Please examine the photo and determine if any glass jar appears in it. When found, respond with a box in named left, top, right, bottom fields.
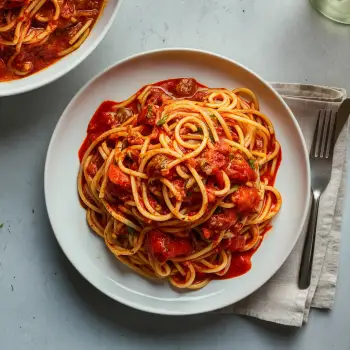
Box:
left=310, top=0, right=350, bottom=24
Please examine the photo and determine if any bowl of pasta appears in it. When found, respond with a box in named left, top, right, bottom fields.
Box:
left=45, top=48, right=310, bottom=315
left=0, top=0, right=123, bottom=96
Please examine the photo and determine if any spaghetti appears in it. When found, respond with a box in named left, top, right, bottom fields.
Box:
left=0, top=0, right=104, bottom=81
left=78, top=78, right=282, bottom=289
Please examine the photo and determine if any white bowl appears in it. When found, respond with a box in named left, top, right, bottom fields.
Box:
left=45, top=48, right=310, bottom=315
left=0, top=0, right=123, bottom=97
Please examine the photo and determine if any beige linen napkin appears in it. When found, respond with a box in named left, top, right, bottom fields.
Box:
left=220, top=83, right=348, bottom=327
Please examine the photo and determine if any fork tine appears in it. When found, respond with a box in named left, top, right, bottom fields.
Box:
left=311, top=110, right=321, bottom=157
left=326, top=111, right=337, bottom=158
left=316, top=110, right=326, bottom=157
left=323, top=110, right=334, bottom=158
left=320, top=110, right=331, bottom=158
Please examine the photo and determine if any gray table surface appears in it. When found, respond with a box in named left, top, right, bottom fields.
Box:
left=1, top=0, right=350, bottom=349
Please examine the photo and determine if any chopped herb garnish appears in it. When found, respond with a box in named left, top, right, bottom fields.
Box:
left=248, top=159, right=255, bottom=169
left=214, top=207, right=223, bottom=214
left=207, top=127, right=215, bottom=143
left=195, top=126, right=203, bottom=134
left=156, top=114, right=169, bottom=126
left=229, top=153, right=234, bottom=161
left=127, top=226, right=136, bottom=235
left=160, top=157, right=168, bottom=169
left=146, top=105, right=153, bottom=118
left=209, top=114, right=217, bottom=120
left=0, top=223, right=3, bottom=228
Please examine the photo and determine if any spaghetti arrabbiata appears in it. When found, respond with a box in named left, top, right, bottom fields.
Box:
left=78, top=78, right=282, bottom=290
left=0, top=0, right=104, bottom=81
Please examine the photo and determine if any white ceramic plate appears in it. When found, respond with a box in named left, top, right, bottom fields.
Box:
left=45, top=49, right=310, bottom=315
left=0, top=0, right=123, bottom=97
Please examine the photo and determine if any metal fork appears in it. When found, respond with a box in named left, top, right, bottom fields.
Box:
left=298, top=109, right=337, bottom=290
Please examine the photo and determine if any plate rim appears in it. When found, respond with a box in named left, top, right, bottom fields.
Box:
left=44, top=48, right=311, bottom=315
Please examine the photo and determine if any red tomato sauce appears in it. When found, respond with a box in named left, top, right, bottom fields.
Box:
left=261, top=148, right=282, bottom=186
left=79, top=100, right=117, bottom=160
left=221, top=253, right=253, bottom=279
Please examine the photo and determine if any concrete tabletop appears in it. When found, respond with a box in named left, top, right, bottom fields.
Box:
left=1, top=0, right=350, bottom=349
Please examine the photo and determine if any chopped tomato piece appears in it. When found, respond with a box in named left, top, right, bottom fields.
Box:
left=225, top=153, right=257, bottom=183
left=106, top=183, right=131, bottom=201
left=108, top=164, right=131, bottom=190
left=214, top=141, right=232, bottom=156
left=198, top=149, right=229, bottom=176
left=221, top=235, right=246, bottom=252
left=147, top=230, right=193, bottom=263
left=198, top=141, right=234, bottom=176
left=138, top=104, right=158, bottom=126
left=204, top=208, right=238, bottom=231
left=146, top=154, right=171, bottom=177
left=232, top=186, right=260, bottom=214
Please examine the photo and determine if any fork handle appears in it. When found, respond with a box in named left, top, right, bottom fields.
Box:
left=298, top=190, right=321, bottom=290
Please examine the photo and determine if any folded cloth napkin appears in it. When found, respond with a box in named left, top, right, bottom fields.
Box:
left=220, top=83, right=349, bottom=327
